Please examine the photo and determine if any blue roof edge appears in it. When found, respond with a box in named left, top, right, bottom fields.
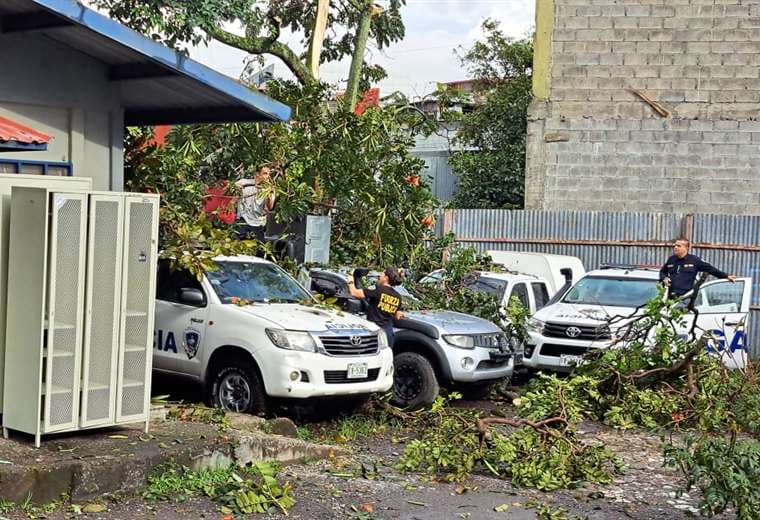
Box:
left=31, top=0, right=292, bottom=122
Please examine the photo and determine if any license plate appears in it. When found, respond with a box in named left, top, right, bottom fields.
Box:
left=347, top=363, right=369, bottom=379
left=559, top=354, right=582, bottom=367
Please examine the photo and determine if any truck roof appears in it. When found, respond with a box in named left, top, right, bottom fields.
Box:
left=477, top=270, right=545, bottom=283
left=584, top=268, right=660, bottom=280
left=212, top=255, right=272, bottom=264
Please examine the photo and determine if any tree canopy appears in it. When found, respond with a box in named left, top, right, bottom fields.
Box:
left=444, top=20, right=533, bottom=209
left=95, top=0, right=406, bottom=87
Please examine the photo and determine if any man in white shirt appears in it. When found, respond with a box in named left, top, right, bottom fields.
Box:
left=235, top=167, right=276, bottom=242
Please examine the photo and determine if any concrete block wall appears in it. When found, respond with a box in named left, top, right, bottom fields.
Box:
left=526, top=0, right=760, bottom=215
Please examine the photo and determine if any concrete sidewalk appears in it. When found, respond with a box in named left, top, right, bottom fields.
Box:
left=0, top=412, right=343, bottom=505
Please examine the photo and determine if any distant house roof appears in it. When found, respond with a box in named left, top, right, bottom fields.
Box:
left=0, top=116, right=51, bottom=151
left=0, top=0, right=292, bottom=125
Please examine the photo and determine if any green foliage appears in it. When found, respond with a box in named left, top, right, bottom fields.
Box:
left=396, top=394, right=621, bottom=489
left=443, top=19, right=533, bottom=209
left=664, top=436, right=760, bottom=520
left=485, top=427, right=620, bottom=491
left=396, top=395, right=483, bottom=482
left=124, top=81, right=437, bottom=273
left=516, top=374, right=601, bottom=425
left=144, top=462, right=295, bottom=515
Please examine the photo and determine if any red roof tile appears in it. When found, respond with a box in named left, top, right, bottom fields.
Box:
left=0, top=117, right=51, bottom=145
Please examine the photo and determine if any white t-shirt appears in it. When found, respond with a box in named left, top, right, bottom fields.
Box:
left=237, top=179, right=267, bottom=227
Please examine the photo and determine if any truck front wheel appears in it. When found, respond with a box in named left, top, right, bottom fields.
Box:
left=210, top=362, right=266, bottom=415
left=391, top=352, right=439, bottom=410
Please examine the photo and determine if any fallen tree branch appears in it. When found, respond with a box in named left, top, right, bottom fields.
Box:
left=476, top=416, right=567, bottom=444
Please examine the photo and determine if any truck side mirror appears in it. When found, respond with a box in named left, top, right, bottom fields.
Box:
left=179, top=287, right=206, bottom=306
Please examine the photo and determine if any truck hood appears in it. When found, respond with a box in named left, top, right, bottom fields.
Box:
left=534, top=302, right=637, bottom=326
left=405, top=310, right=502, bottom=334
left=234, top=303, right=378, bottom=334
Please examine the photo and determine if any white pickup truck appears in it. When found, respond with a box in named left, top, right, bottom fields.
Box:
left=524, top=266, right=752, bottom=372
left=152, top=256, right=394, bottom=413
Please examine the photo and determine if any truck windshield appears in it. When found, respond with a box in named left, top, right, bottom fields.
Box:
left=207, top=262, right=312, bottom=304
left=562, top=277, right=659, bottom=307
left=465, top=276, right=508, bottom=300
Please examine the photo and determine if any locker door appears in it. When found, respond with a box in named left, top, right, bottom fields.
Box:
left=43, top=193, right=88, bottom=433
left=81, top=195, right=124, bottom=427
left=116, top=196, right=159, bottom=423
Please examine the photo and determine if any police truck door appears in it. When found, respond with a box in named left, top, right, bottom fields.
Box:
left=154, top=261, right=209, bottom=376
left=689, top=278, right=752, bottom=369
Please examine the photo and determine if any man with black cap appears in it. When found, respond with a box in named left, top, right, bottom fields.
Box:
left=347, top=267, right=404, bottom=346
left=660, top=238, right=736, bottom=297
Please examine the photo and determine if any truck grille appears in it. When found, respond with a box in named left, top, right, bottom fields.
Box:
left=543, top=322, right=611, bottom=341
left=324, top=368, right=380, bottom=384
left=539, top=344, right=593, bottom=357
left=319, top=334, right=379, bottom=356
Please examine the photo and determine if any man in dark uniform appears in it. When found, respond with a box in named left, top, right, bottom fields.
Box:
left=347, top=267, right=404, bottom=346
left=659, top=238, right=736, bottom=297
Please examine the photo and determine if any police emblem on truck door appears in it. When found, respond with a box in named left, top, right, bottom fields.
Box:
left=183, top=328, right=202, bottom=359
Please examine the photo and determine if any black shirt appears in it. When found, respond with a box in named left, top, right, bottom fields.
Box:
left=364, top=285, right=402, bottom=328
left=659, top=254, right=729, bottom=296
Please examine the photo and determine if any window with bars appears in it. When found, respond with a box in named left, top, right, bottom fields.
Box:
left=0, top=160, right=72, bottom=176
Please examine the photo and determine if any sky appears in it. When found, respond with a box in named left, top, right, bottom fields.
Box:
left=190, top=0, right=536, bottom=100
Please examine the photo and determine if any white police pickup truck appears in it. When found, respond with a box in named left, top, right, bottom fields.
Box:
left=524, top=266, right=752, bottom=372
left=153, top=256, right=394, bottom=414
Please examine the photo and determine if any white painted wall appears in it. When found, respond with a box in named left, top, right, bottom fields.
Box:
left=0, top=32, right=124, bottom=190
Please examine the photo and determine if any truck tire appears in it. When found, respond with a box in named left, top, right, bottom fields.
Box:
left=210, top=361, right=267, bottom=415
left=391, top=352, right=439, bottom=410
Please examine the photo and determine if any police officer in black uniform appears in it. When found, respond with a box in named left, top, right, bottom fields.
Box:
left=347, top=267, right=404, bottom=346
left=659, top=238, right=736, bottom=297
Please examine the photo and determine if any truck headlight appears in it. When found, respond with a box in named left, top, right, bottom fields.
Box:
left=526, top=318, right=545, bottom=333
left=377, top=330, right=389, bottom=350
left=443, top=335, right=475, bottom=349
left=265, top=329, right=317, bottom=352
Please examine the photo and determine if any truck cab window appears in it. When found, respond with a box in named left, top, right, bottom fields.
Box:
left=509, top=283, right=530, bottom=309
left=156, top=260, right=204, bottom=303
left=531, top=282, right=550, bottom=310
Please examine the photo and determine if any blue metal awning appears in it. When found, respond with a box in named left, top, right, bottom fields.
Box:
left=0, top=0, right=292, bottom=125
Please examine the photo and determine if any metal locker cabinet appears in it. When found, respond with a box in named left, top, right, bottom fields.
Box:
left=115, top=195, right=159, bottom=427
left=80, top=194, right=124, bottom=428
left=2, top=188, right=88, bottom=446
left=0, top=174, right=90, bottom=414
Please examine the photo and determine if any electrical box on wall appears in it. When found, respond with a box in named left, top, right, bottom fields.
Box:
left=1, top=187, right=159, bottom=446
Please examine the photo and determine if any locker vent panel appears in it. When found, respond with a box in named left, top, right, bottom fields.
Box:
left=84, top=200, right=120, bottom=424
left=119, top=202, right=153, bottom=419
left=46, top=198, right=83, bottom=429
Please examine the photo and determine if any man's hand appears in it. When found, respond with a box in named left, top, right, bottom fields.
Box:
left=663, top=277, right=671, bottom=287
left=395, top=310, right=405, bottom=320
left=728, top=275, right=737, bottom=282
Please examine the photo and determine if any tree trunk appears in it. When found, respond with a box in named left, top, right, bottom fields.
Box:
left=307, top=0, right=330, bottom=80
left=345, top=1, right=380, bottom=111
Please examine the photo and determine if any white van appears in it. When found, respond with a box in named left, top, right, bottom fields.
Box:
left=523, top=266, right=752, bottom=372
left=487, top=251, right=586, bottom=296
left=153, top=256, right=394, bottom=414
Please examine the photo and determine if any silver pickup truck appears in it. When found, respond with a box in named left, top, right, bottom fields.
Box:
left=303, top=268, right=515, bottom=408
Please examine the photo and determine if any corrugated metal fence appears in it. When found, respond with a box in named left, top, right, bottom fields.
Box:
left=436, top=210, right=760, bottom=358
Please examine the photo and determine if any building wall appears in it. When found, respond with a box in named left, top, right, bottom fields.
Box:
left=526, top=0, right=760, bottom=215
left=0, top=33, right=124, bottom=190
left=410, top=123, right=461, bottom=201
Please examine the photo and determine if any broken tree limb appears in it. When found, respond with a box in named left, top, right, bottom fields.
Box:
left=627, top=88, right=671, bottom=118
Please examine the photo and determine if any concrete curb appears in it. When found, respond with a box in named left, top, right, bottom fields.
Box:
left=0, top=420, right=345, bottom=505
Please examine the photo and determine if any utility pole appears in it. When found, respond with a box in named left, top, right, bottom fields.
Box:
left=345, top=1, right=383, bottom=111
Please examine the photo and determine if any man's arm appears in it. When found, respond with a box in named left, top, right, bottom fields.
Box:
left=696, top=258, right=735, bottom=281
left=348, top=280, right=376, bottom=299
left=659, top=257, right=670, bottom=283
